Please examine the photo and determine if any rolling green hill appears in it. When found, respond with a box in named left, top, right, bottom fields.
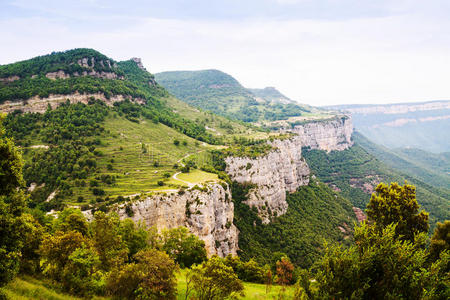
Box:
left=155, top=69, right=311, bottom=123
left=303, top=140, right=450, bottom=227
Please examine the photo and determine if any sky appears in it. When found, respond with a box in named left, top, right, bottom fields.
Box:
left=1, top=0, right=450, bottom=106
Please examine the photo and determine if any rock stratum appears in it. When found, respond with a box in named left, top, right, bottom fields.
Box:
left=114, top=183, right=238, bottom=257
left=225, top=117, right=353, bottom=223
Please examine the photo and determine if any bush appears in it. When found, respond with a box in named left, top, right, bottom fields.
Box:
left=106, top=249, right=178, bottom=299
left=157, top=180, right=164, bottom=186
left=173, top=139, right=180, bottom=146
left=92, top=188, right=105, bottom=196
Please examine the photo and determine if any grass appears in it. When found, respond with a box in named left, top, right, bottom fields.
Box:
left=176, top=269, right=295, bottom=300
left=1, top=276, right=105, bottom=300
left=175, top=169, right=218, bottom=185
left=65, top=113, right=218, bottom=204
left=4, top=273, right=295, bottom=300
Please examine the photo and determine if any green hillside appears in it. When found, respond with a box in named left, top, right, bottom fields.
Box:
left=248, top=87, right=292, bottom=103
left=303, top=142, right=450, bottom=227
left=232, top=180, right=355, bottom=269
left=155, top=69, right=311, bottom=123
left=354, top=132, right=450, bottom=188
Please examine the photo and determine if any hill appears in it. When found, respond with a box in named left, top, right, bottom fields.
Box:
left=303, top=137, right=450, bottom=227
left=328, top=100, right=450, bottom=153
left=155, top=69, right=314, bottom=123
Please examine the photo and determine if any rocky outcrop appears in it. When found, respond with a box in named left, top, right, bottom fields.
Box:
left=290, top=117, right=353, bottom=152
left=131, top=57, right=146, bottom=71
left=114, top=183, right=238, bottom=257
left=45, top=70, right=122, bottom=80
left=0, top=92, right=145, bottom=114
left=225, top=137, right=310, bottom=223
left=0, top=75, right=20, bottom=82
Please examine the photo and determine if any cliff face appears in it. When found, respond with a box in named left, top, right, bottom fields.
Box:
left=114, top=183, right=238, bottom=257
left=225, top=117, right=353, bottom=223
left=225, top=137, right=310, bottom=223
left=290, top=117, right=353, bottom=152
left=0, top=92, right=145, bottom=114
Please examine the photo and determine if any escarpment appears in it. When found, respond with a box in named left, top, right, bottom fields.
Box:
left=114, top=183, right=238, bottom=257
left=0, top=93, right=145, bottom=114
left=225, top=117, right=354, bottom=223
left=290, top=117, right=353, bottom=152
left=225, top=137, right=310, bottom=224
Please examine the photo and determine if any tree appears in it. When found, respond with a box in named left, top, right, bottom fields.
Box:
left=276, top=257, right=294, bottom=286
left=430, top=221, right=450, bottom=262
left=53, top=208, right=89, bottom=236
left=366, top=182, right=429, bottom=241
left=0, top=114, right=27, bottom=286
left=19, top=213, right=45, bottom=274
left=90, top=211, right=128, bottom=270
left=161, top=227, right=207, bottom=268
left=189, top=256, right=244, bottom=300
left=39, top=230, right=88, bottom=279
left=118, top=218, right=149, bottom=259
left=297, top=223, right=436, bottom=300
left=106, top=249, right=178, bottom=300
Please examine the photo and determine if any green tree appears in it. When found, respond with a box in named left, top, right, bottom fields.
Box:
left=0, top=114, right=27, bottom=286
left=161, top=227, right=207, bottom=268
left=39, top=230, right=88, bottom=280
left=53, top=208, right=89, bottom=236
left=366, top=182, right=429, bottom=241
left=106, top=249, right=178, bottom=300
left=430, top=221, right=450, bottom=262
left=118, top=218, right=149, bottom=259
left=19, top=213, right=45, bottom=274
left=297, top=223, right=435, bottom=300
left=189, top=256, right=244, bottom=300
left=90, top=211, right=128, bottom=270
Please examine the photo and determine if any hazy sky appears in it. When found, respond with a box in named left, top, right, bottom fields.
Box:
left=1, top=0, right=450, bottom=106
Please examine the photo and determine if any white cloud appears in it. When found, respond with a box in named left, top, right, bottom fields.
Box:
left=1, top=9, right=450, bottom=106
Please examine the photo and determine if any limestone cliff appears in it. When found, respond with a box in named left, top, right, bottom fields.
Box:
left=225, top=117, right=353, bottom=223
left=225, top=137, right=310, bottom=223
left=0, top=92, right=145, bottom=114
left=290, top=116, right=353, bottom=152
left=113, top=183, right=238, bottom=257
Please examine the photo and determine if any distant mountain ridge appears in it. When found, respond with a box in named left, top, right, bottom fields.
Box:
left=328, top=100, right=450, bottom=153
left=155, top=69, right=311, bottom=123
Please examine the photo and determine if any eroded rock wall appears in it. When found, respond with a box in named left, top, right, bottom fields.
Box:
left=0, top=92, right=145, bottom=114
left=290, top=117, right=353, bottom=151
left=114, top=183, right=238, bottom=257
left=225, top=137, right=310, bottom=223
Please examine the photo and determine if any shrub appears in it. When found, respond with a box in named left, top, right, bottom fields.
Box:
left=157, top=180, right=164, bottom=186
left=173, top=139, right=180, bottom=146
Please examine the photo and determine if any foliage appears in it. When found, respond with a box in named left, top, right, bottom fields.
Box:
left=155, top=70, right=309, bottom=123
left=223, top=255, right=265, bottom=283
left=303, top=145, right=449, bottom=226
left=106, top=249, right=178, bottom=300
left=298, top=223, right=440, bottom=300
left=366, top=182, right=429, bottom=241
left=430, top=221, right=450, bottom=262
left=276, top=257, right=295, bottom=286
left=118, top=219, right=149, bottom=259
left=0, top=115, right=27, bottom=286
left=161, top=227, right=207, bottom=268
left=19, top=213, right=45, bottom=275
left=231, top=180, right=355, bottom=268
left=188, top=256, right=244, bottom=300
left=89, top=211, right=127, bottom=271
